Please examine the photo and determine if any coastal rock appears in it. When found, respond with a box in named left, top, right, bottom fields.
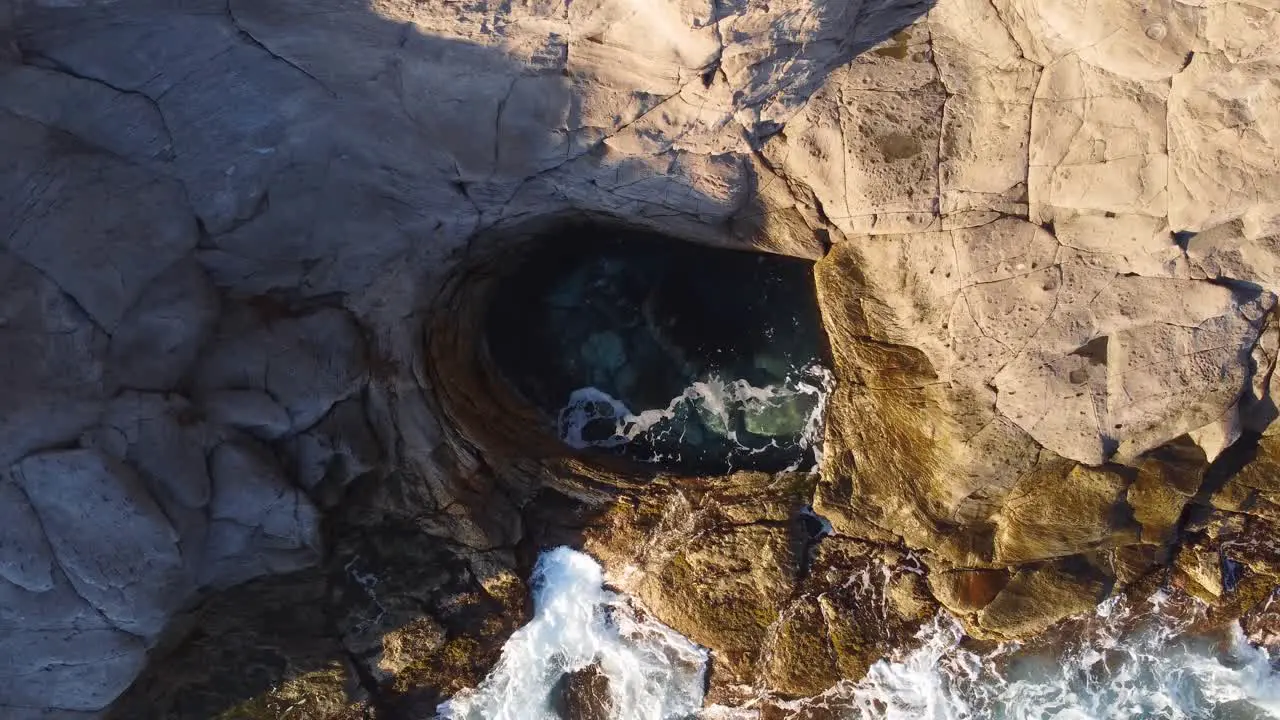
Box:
left=977, top=561, right=1109, bottom=639
left=13, top=449, right=191, bottom=639
left=549, top=664, right=613, bottom=720
left=0, top=0, right=1278, bottom=712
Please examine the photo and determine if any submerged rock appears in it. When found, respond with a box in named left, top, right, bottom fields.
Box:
left=549, top=664, right=612, bottom=720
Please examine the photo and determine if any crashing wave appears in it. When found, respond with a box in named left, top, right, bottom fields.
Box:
left=436, top=547, right=708, bottom=720
left=557, top=364, right=831, bottom=472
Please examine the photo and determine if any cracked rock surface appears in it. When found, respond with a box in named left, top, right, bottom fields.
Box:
left=1, top=0, right=1279, bottom=715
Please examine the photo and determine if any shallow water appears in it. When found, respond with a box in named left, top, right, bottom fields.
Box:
left=441, top=549, right=1280, bottom=720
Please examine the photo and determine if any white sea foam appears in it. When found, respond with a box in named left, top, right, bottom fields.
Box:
left=441, top=549, right=1278, bottom=720
left=729, top=595, right=1280, bottom=720
left=556, top=364, right=832, bottom=469
left=436, top=547, right=708, bottom=720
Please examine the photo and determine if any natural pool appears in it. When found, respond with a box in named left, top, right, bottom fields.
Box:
left=485, top=223, right=830, bottom=474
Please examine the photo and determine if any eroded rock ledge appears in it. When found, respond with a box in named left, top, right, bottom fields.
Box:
left=1, top=0, right=1279, bottom=716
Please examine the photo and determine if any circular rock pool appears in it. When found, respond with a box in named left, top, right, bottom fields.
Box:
left=485, top=223, right=831, bottom=474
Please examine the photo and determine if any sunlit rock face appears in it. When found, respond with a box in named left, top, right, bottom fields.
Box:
left=487, top=223, right=829, bottom=474
left=3, top=0, right=1280, bottom=714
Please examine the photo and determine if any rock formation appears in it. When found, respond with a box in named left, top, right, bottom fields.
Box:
left=1, top=0, right=1278, bottom=715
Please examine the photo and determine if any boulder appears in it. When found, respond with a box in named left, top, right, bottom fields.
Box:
left=927, top=569, right=1010, bottom=615
left=977, top=560, right=1109, bottom=638
left=13, top=449, right=192, bottom=638
left=106, top=259, right=219, bottom=391
left=549, top=664, right=612, bottom=720
left=0, top=472, right=55, bottom=592
left=992, top=460, right=1139, bottom=564
left=201, top=439, right=322, bottom=589
left=0, top=250, right=107, bottom=468
left=195, top=307, right=367, bottom=434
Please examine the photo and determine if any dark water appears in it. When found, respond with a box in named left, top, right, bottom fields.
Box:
left=485, top=223, right=829, bottom=474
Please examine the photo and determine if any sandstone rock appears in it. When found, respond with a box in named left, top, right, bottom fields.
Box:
left=927, top=568, right=1010, bottom=615
left=195, top=307, right=367, bottom=434
left=1169, top=53, right=1280, bottom=233
left=329, top=526, right=527, bottom=715
left=992, top=460, right=1139, bottom=564
left=763, top=539, right=938, bottom=697
left=0, top=250, right=107, bottom=467
left=108, top=569, right=369, bottom=720
left=106, top=259, right=219, bottom=392
left=583, top=473, right=813, bottom=693
left=287, top=396, right=382, bottom=505
left=1127, top=438, right=1207, bottom=545
left=1030, top=55, right=1169, bottom=223
left=1177, top=546, right=1226, bottom=599
left=202, top=439, right=321, bottom=589
left=0, top=64, right=173, bottom=163
left=0, top=472, right=55, bottom=592
left=1, top=0, right=1280, bottom=711
left=549, top=664, right=613, bottom=720
left=201, top=389, right=293, bottom=440
left=13, top=449, right=192, bottom=638
left=978, top=561, right=1109, bottom=638
left=95, top=392, right=213, bottom=511
left=0, top=113, right=197, bottom=331
left=0, top=626, right=147, bottom=712
left=1211, top=433, right=1280, bottom=525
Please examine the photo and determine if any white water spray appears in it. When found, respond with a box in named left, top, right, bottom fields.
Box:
left=736, top=595, right=1280, bottom=720
left=557, top=364, right=831, bottom=469
left=442, top=549, right=1278, bottom=720
left=437, top=548, right=708, bottom=720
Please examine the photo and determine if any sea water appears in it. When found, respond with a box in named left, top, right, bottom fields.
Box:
left=441, top=549, right=1280, bottom=720
left=436, top=548, right=708, bottom=720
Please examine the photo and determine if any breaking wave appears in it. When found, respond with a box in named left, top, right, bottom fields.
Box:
left=557, top=364, right=831, bottom=472
left=442, top=549, right=1279, bottom=720
left=436, top=548, right=708, bottom=720
left=712, top=593, right=1280, bottom=720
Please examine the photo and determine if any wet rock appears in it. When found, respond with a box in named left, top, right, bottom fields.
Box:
left=328, top=524, right=528, bottom=716
left=584, top=474, right=811, bottom=691
left=764, top=540, right=939, bottom=697
left=549, top=663, right=612, bottom=720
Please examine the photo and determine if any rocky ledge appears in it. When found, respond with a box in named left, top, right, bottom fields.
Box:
left=1, top=0, right=1279, bottom=716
